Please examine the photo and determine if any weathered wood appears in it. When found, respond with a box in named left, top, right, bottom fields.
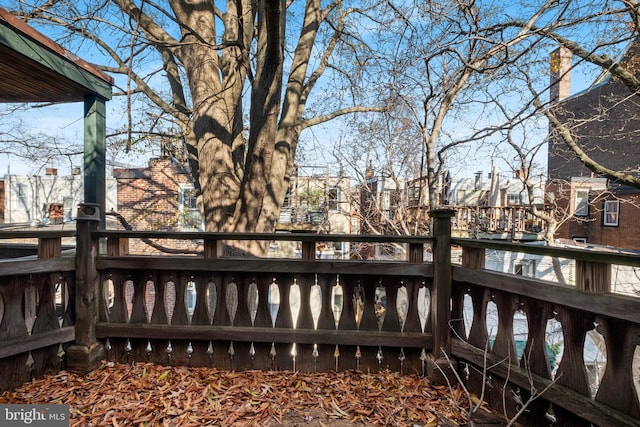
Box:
left=95, top=323, right=433, bottom=348
left=0, top=276, right=30, bottom=390
left=107, top=237, right=129, bottom=256
left=97, top=257, right=433, bottom=277
left=454, top=238, right=640, bottom=267
left=461, top=246, right=485, bottom=269
left=38, top=237, right=62, bottom=258
left=575, top=260, right=611, bottom=293
left=31, top=273, right=62, bottom=378
left=553, top=306, right=594, bottom=427
left=66, top=204, right=104, bottom=373
left=453, top=266, right=640, bottom=324
left=0, top=257, right=75, bottom=276
left=432, top=209, right=454, bottom=357
left=0, top=327, right=74, bottom=359
left=94, top=230, right=434, bottom=245
left=594, top=318, right=640, bottom=419
left=488, top=291, right=519, bottom=418
left=203, top=239, right=222, bottom=259
left=518, top=298, right=554, bottom=426
left=301, top=241, right=316, bottom=261
left=451, top=338, right=640, bottom=427
left=407, top=242, right=423, bottom=263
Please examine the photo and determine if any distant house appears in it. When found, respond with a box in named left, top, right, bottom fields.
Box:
left=114, top=159, right=354, bottom=257
left=547, top=43, right=640, bottom=250
left=0, top=168, right=116, bottom=226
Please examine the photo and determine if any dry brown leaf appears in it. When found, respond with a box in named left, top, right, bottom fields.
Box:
left=0, top=361, right=477, bottom=426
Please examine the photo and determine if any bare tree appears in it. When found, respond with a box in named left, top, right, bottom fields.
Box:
left=8, top=0, right=384, bottom=254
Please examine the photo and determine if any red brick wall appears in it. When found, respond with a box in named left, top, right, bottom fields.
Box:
left=113, top=158, right=202, bottom=255
left=585, top=192, right=640, bottom=250
left=547, top=181, right=640, bottom=250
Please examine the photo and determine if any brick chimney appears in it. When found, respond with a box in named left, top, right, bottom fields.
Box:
left=550, top=46, right=572, bottom=102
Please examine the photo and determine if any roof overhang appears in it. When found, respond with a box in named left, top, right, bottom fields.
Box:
left=0, top=8, right=113, bottom=103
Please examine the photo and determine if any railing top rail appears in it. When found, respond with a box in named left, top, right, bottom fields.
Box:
left=453, top=237, right=640, bottom=267
left=0, top=229, right=76, bottom=239
left=93, top=230, right=435, bottom=244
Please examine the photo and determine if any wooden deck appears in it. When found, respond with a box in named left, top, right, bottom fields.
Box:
left=0, top=205, right=639, bottom=426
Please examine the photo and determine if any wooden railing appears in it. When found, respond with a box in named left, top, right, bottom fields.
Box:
left=1, top=204, right=639, bottom=426
left=90, top=221, right=441, bottom=374
left=451, top=239, right=640, bottom=426
left=0, top=229, right=76, bottom=391
left=452, top=206, right=548, bottom=239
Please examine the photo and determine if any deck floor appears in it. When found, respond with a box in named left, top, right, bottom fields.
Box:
left=0, top=361, right=478, bottom=426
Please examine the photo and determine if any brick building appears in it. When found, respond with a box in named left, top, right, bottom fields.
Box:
left=547, top=43, right=640, bottom=250
left=113, top=157, right=202, bottom=254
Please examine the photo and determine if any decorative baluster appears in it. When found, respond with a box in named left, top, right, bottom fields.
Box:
left=186, top=342, right=193, bottom=366
left=374, top=280, right=387, bottom=369
left=164, top=279, right=176, bottom=325
left=331, top=275, right=343, bottom=371
left=310, top=274, right=322, bottom=371
left=290, top=278, right=301, bottom=371
left=104, top=338, right=112, bottom=361
left=145, top=278, right=156, bottom=324
left=247, top=279, right=259, bottom=361
left=207, top=341, right=214, bottom=366
left=396, top=281, right=409, bottom=374
left=268, top=278, right=281, bottom=366
left=145, top=340, right=152, bottom=361
left=124, top=339, right=132, bottom=361
left=166, top=341, right=173, bottom=363
left=226, top=278, right=238, bottom=362
left=352, top=281, right=364, bottom=370
left=207, top=281, right=217, bottom=325
left=418, top=282, right=431, bottom=374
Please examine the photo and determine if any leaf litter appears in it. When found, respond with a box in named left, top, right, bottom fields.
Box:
left=0, top=361, right=472, bottom=426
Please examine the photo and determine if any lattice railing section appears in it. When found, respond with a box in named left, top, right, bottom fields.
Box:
left=451, top=256, right=640, bottom=427
left=0, top=270, right=75, bottom=390
left=96, top=270, right=434, bottom=374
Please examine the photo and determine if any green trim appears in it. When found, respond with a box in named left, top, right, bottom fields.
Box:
left=0, top=22, right=112, bottom=100
left=84, top=95, right=107, bottom=226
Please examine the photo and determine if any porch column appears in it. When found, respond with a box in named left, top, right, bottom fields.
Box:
left=83, top=95, right=107, bottom=227
left=428, top=208, right=456, bottom=385
left=66, top=203, right=104, bottom=374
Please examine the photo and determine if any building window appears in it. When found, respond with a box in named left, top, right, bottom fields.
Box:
left=407, top=184, right=420, bottom=207
left=574, top=188, right=589, bottom=216
left=603, top=200, right=619, bottom=226
left=328, top=186, right=340, bottom=212
left=17, top=183, right=28, bottom=209
left=178, top=185, right=203, bottom=230
left=515, top=259, right=536, bottom=278
left=572, top=237, right=587, bottom=243
left=63, top=196, right=74, bottom=222
left=507, top=193, right=522, bottom=206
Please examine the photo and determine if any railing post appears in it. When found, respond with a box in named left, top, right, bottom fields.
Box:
left=204, top=239, right=222, bottom=259
left=66, top=203, right=104, bottom=374
left=428, top=208, right=456, bottom=385
left=575, top=260, right=611, bottom=293
left=38, top=237, right=62, bottom=258
left=301, top=240, right=316, bottom=261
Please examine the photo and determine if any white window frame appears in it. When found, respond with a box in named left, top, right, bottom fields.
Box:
left=515, top=259, right=536, bottom=278
left=178, top=184, right=203, bottom=231
left=574, top=188, right=589, bottom=217
left=507, top=193, right=521, bottom=206
left=603, top=200, right=619, bottom=226
left=16, top=183, right=29, bottom=209
left=328, top=186, right=340, bottom=212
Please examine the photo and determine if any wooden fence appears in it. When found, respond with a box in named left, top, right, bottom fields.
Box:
left=0, top=204, right=639, bottom=426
